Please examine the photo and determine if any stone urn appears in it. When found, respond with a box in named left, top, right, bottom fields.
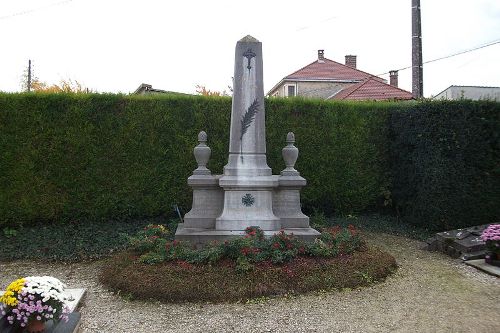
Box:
left=193, top=131, right=211, bottom=175
left=281, top=132, right=299, bottom=175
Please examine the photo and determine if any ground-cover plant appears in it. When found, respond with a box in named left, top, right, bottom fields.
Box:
left=0, top=217, right=177, bottom=261
left=313, top=213, right=434, bottom=241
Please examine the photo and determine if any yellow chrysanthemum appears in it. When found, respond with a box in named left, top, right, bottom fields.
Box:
left=0, top=278, right=26, bottom=307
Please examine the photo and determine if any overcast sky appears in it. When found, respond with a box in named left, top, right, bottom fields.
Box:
left=1, top=0, right=499, bottom=97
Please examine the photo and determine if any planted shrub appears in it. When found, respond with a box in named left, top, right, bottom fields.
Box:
left=126, top=225, right=364, bottom=271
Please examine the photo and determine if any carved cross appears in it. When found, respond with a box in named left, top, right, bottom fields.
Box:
left=243, top=48, right=256, bottom=72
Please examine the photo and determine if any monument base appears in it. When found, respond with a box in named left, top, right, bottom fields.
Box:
left=175, top=223, right=320, bottom=247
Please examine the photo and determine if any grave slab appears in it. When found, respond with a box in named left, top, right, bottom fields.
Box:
left=426, top=224, right=490, bottom=259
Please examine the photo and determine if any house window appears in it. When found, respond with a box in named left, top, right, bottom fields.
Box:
left=285, top=84, right=296, bottom=97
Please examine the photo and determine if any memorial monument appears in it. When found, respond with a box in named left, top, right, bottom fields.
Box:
left=175, top=36, right=319, bottom=245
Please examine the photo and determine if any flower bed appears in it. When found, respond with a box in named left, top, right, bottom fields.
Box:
left=100, top=225, right=397, bottom=302
left=126, top=225, right=364, bottom=270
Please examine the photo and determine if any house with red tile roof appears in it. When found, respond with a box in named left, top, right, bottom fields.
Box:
left=267, top=50, right=412, bottom=101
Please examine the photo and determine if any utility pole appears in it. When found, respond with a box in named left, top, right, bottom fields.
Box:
left=412, top=0, right=423, bottom=99
left=27, top=59, right=32, bottom=92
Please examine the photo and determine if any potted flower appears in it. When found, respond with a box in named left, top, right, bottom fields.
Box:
left=481, top=224, right=500, bottom=267
left=0, top=276, right=70, bottom=332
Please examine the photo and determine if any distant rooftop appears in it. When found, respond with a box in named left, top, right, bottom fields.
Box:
left=133, top=83, right=188, bottom=96
left=331, top=78, right=413, bottom=101
left=284, top=58, right=384, bottom=82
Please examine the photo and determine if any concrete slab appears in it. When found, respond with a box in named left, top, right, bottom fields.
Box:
left=65, top=288, right=86, bottom=313
left=465, top=259, right=500, bottom=277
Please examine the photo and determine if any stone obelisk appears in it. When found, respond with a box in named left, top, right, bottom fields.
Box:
left=215, top=35, right=280, bottom=231
left=175, top=35, right=319, bottom=245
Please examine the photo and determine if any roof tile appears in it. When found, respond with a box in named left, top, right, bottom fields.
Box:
left=285, top=58, right=383, bottom=82
left=331, top=78, right=413, bottom=100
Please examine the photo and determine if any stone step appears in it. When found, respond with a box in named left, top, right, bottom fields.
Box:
left=460, top=251, right=486, bottom=261
left=465, top=259, right=500, bottom=278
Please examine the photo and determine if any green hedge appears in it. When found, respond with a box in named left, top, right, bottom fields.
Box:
left=0, top=94, right=498, bottom=231
left=390, top=100, right=500, bottom=230
left=0, top=94, right=394, bottom=227
left=266, top=98, right=395, bottom=214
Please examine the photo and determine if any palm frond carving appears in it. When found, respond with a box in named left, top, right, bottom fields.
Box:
left=240, top=99, right=260, bottom=141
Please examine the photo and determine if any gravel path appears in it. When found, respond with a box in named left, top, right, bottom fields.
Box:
left=1, top=233, right=499, bottom=333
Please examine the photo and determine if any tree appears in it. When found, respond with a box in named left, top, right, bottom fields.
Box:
left=20, top=65, right=93, bottom=93
left=195, top=84, right=232, bottom=97
left=30, top=79, right=92, bottom=93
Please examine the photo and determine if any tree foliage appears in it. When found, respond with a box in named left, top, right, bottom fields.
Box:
left=195, top=85, right=230, bottom=97
left=30, top=78, right=92, bottom=93
left=20, top=66, right=92, bottom=93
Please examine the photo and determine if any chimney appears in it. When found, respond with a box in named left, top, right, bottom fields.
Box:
left=389, top=70, right=399, bottom=87
left=345, top=55, right=357, bottom=68
left=318, top=50, right=325, bottom=63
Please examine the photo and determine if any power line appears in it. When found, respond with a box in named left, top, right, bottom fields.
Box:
left=0, top=0, right=73, bottom=20
left=378, top=38, right=500, bottom=76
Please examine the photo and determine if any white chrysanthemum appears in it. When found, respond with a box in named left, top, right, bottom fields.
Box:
left=21, top=276, right=68, bottom=306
